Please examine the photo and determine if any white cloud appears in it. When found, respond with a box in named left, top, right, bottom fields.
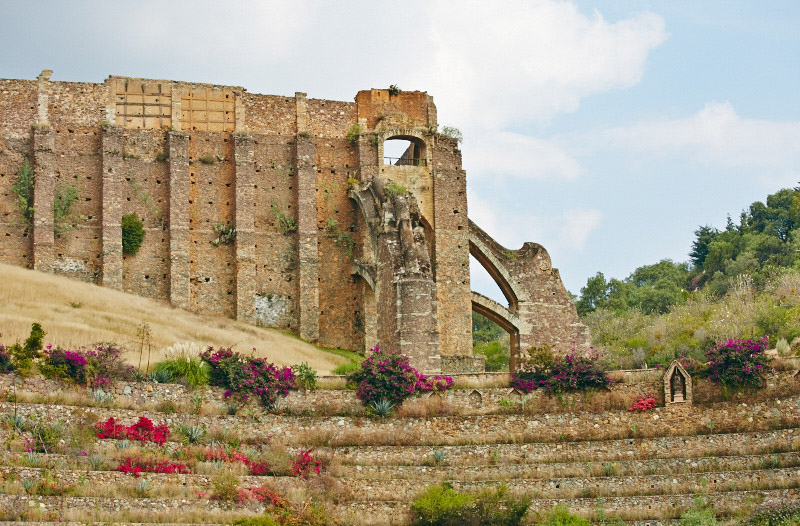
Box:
left=559, top=208, right=603, bottom=250
left=602, top=101, right=800, bottom=178
left=464, top=131, right=581, bottom=180
left=416, top=0, right=667, bottom=128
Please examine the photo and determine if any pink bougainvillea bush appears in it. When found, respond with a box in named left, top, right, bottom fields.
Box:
left=200, top=346, right=296, bottom=409
left=347, top=346, right=454, bottom=407
left=96, top=417, right=170, bottom=445
left=706, top=337, right=770, bottom=389
left=40, top=344, right=134, bottom=386
left=511, top=348, right=612, bottom=394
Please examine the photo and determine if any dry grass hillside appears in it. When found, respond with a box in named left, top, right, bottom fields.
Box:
left=0, top=263, right=348, bottom=373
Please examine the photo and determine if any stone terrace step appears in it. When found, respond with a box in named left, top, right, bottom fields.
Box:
left=3, top=396, right=799, bottom=448
left=0, top=494, right=274, bottom=523
left=330, top=451, right=800, bottom=480
left=324, top=428, right=800, bottom=465
left=333, top=488, right=800, bottom=525
left=334, top=467, right=800, bottom=501
left=1, top=462, right=797, bottom=505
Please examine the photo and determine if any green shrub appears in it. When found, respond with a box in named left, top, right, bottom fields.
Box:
left=745, top=502, right=800, bottom=526
left=332, top=361, right=359, bottom=375
left=679, top=498, right=717, bottom=526
left=121, top=213, right=145, bottom=255
left=152, top=357, right=209, bottom=387
left=474, top=340, right=509, bottom=371
left=411, top=482, right=530, bottom=526
left=292, top=362, right=318, bottom=390
left=536, top=505, right=590, bottom=526
left=7, top=322, right=46, bottom=372
left=411, top=482, right=472, bottom=526
left=232, top=517, right=280, bottom=526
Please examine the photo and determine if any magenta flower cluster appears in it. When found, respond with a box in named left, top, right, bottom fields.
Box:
left=0, top=345, right=14, bottom=374
left=705, top=337, right=770, bottom=388
left=348, top=346, right=454, bottom=407
left=200, top=346, right=296, bottom=409
left=511, top=349, right=612, bottom=394
left=40, top=344, right=134, bottom=386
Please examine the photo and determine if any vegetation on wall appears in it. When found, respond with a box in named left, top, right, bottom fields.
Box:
left=121, top=213, right=145, bottom=256
left=271, top=203, right=297, bottom=235
left=346, top=123, right=363, bottom=146
left=11, top=159, right=35, bottom=230
left=440, top=126, right=463, bottom=144
left=324, top=217, right=354, bottom=256
left=53, top=183, right=79, bottom=237
left=211, top=222, right=236, bottom=246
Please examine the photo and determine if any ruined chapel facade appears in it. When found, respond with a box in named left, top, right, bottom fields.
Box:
left=0, top=72, right=588, bottom=372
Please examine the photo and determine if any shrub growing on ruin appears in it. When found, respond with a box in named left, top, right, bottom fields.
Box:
left=200, top=346, right=296, bottom=409
left=347, top=346, right=454, bottom=408
left=705, top=337, right=770, bottom=389
left=11, top=159, right=34, bottom=229
left=121, top=212, right=145, bottom=255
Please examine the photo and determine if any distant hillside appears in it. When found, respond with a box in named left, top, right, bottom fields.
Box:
left=0, top=263, right=348, bottom=374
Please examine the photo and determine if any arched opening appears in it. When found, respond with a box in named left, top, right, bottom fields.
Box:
left=472, top=311, right=510, bottom=371
left=470, top=255, right=508, bottom=307
left=384, top=136, right=426, bottom=167
left=469, top=241, right=518, bottom=313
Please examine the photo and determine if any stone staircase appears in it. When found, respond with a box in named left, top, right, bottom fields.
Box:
left=0, top=373, right=799, bottom=524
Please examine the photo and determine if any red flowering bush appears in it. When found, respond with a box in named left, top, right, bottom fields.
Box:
left=347, top=346, right=454, bottom=407
left=235, top=485, right=286, bottom=505
left=200, top=347, right=296, bottom=409
left=96, top=417, right=170, bottom=445
left=292, top=448, right=323, bottom=479
left=706, top=337, right=770, bottom=388
left=629, top=393, right=657, bottom=412
left=117, top=457, right=190, bottom=477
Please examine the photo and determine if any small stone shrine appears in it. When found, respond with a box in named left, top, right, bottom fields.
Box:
left=663, top=361, right=692, bottom=405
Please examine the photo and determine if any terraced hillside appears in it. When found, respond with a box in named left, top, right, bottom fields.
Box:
left=1, top=369, right=800, bottom=524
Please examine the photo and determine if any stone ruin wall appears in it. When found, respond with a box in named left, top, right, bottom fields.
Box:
left=0, top=72, right=588, bottom=371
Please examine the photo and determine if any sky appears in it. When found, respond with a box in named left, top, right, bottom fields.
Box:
left=2, top=1, right=799, bottom=303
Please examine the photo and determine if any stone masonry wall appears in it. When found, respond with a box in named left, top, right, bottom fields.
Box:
left=0, top=73, right=585, bottom=374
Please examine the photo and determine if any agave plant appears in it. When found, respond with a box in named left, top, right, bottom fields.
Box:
left=90, top=389, right=114, bottom=405
left=180, top=424, right=206, bottom=444
left=370, top=398, right=395, bottom=417
left=149, top=369, right=173, bottom=384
